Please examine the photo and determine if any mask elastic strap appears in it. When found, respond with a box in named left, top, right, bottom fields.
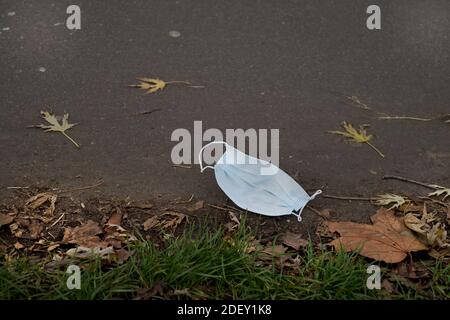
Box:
left=198, top=141, right=228, bottom=173
left=292, top=189, right=323, bottom=222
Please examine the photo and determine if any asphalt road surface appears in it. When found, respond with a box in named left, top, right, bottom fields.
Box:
left=1, top=0, right=449, bottom=227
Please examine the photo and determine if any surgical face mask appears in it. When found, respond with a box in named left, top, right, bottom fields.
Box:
left=198, top=141, right=322, bottom=222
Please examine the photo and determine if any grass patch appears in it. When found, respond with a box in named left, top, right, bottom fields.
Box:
left=0, top=223, right=448, bottom=300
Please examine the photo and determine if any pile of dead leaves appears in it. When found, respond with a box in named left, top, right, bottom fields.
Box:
left=0, top=192, right=144, bottom=266
left=317, top=196, right=450, bottom=263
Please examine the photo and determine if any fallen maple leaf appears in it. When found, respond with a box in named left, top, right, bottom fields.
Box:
left=374, top=194, right=409, bottom=210
left=328, top=121, right=384, bottom=158
left=326, top=209, right=427, bottom=263
left=428, top=185, right=450, bottom=201
left=129, top=78, right=192, bottom=94
left=32, top=111, right=80, bottom=148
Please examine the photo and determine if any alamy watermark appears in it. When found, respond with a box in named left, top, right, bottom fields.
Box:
left=366, top=265, right=381, bottom=290
left=171, top=121, right=279, bottom=174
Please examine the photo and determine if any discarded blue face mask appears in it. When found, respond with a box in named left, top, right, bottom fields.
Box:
left=198, top=141, right=322, bottom=222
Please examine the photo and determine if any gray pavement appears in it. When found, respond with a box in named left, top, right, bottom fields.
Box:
left=1, top=0, right=449, bottom=227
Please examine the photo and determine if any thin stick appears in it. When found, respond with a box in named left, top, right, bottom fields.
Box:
left=378, top=116, right=432, bottom=121
left=172, top=194, right=194, bottom=204
left=366, top=141, right=385, bottom=158
left=49, top=213, right=65, bottom=228
left=62, top=132, right=80, bottom=148
left=306, top=205, right=326, bottom=218
left=133, top=108, right=161, bottom=116
left=207, top=204, right=230, bottom=212
left=323, top=194, right=374, bottom=201
left=418, top=197, right=449, bottom=208
left=165, top=81, right=204, bottom=88
left=382, top=175, right=436, bottom=190
left=165, top=81, right=191, bottom=85
left=7, top=186, right=29, bottom=189
left=172, top=164, right=192, bottom=169
left=57, top=180, right=104, bottom=194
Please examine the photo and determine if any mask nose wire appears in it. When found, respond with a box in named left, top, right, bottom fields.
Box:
left=198, top=141, right=228, bottom=173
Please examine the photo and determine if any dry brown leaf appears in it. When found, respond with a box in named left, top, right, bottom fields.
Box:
left=106, top=212, right=122, bottom=226
left=282, top=232, right=309, bottom=251
left=427, top=223, right=448, bottom=248
left=28, top=220, right=44, bottom=239
left=428, top=247, right=450, bottom=260
left=66, top=246, right=114, bottom=259
left=9, top=223, right=23, bottom=237
left=116, top=248, right=131, bottom=263
left=160, top=212, right=187, bottom=230
left=261, top=245, right=287, bottom=257
left=318, top=209, right=335, bottom=220
left=25, top=192, right=57, bottom=213
left=326, top=209, right=427, bottom=263
left=404, top=213, right=430, bottom=235
left=143, top=216, right=160, bottom=231
left=398, top=203, right=423, bottom=214
left=14, top=242, right=24, bottom=250
left=382, top=279, right=395, bottom=293
left=63, top=220, right=108, bottom=248
left=47, top=243, right=60, bottom=252
left=0, top=213, right=14, bottom=227
left=188, top=200, right=204, bottom=212
left=420, top=204, right=437, bottom=224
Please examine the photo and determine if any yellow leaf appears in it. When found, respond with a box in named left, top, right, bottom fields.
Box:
left=129, top=77, right=193, bottom=94
left=374, top=194, right=409, bottom=210
left=328, top=121, right=384, bottom=158
left=428, top=185, right=450, bottom=201
left=34, top=111, right=80, bottom=148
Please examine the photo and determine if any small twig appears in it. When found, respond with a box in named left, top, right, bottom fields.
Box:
left=346, top=96, right=371, bottom=110
left=306, top=205, right=325, bottom=218
left=62, top=131, right=80, bottom=148
left=382, top=175, right=436, bottom=190
left=165, top=81, right=205, bottom=89
left=57, top=180, right=104, bottom=194
left=323, top=194, right=374, bottom=201
left=49, top=213, right=65, bottom=228
left=172, top=194, right=194, bottom=204
left=223, top=204, right=247, bottom=213
left=207, top=204, right=229, bottom=212
left=418, top=197, right=449, bottom=208
left=133, top=108, right=161, bottom=116
left=366, top=141, right=385, bottom=158
left=165, top=80, right=191, bottom=85
left=6, top=186, right=29, bottom=189
left=378, top=116, right=432, bottom=121
left=172, top=164, right=192, bottom=169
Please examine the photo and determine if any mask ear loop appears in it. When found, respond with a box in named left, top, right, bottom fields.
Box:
left=198, top=141, right=228, bottom=173
left=292, top=189, right=322, bottom=222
